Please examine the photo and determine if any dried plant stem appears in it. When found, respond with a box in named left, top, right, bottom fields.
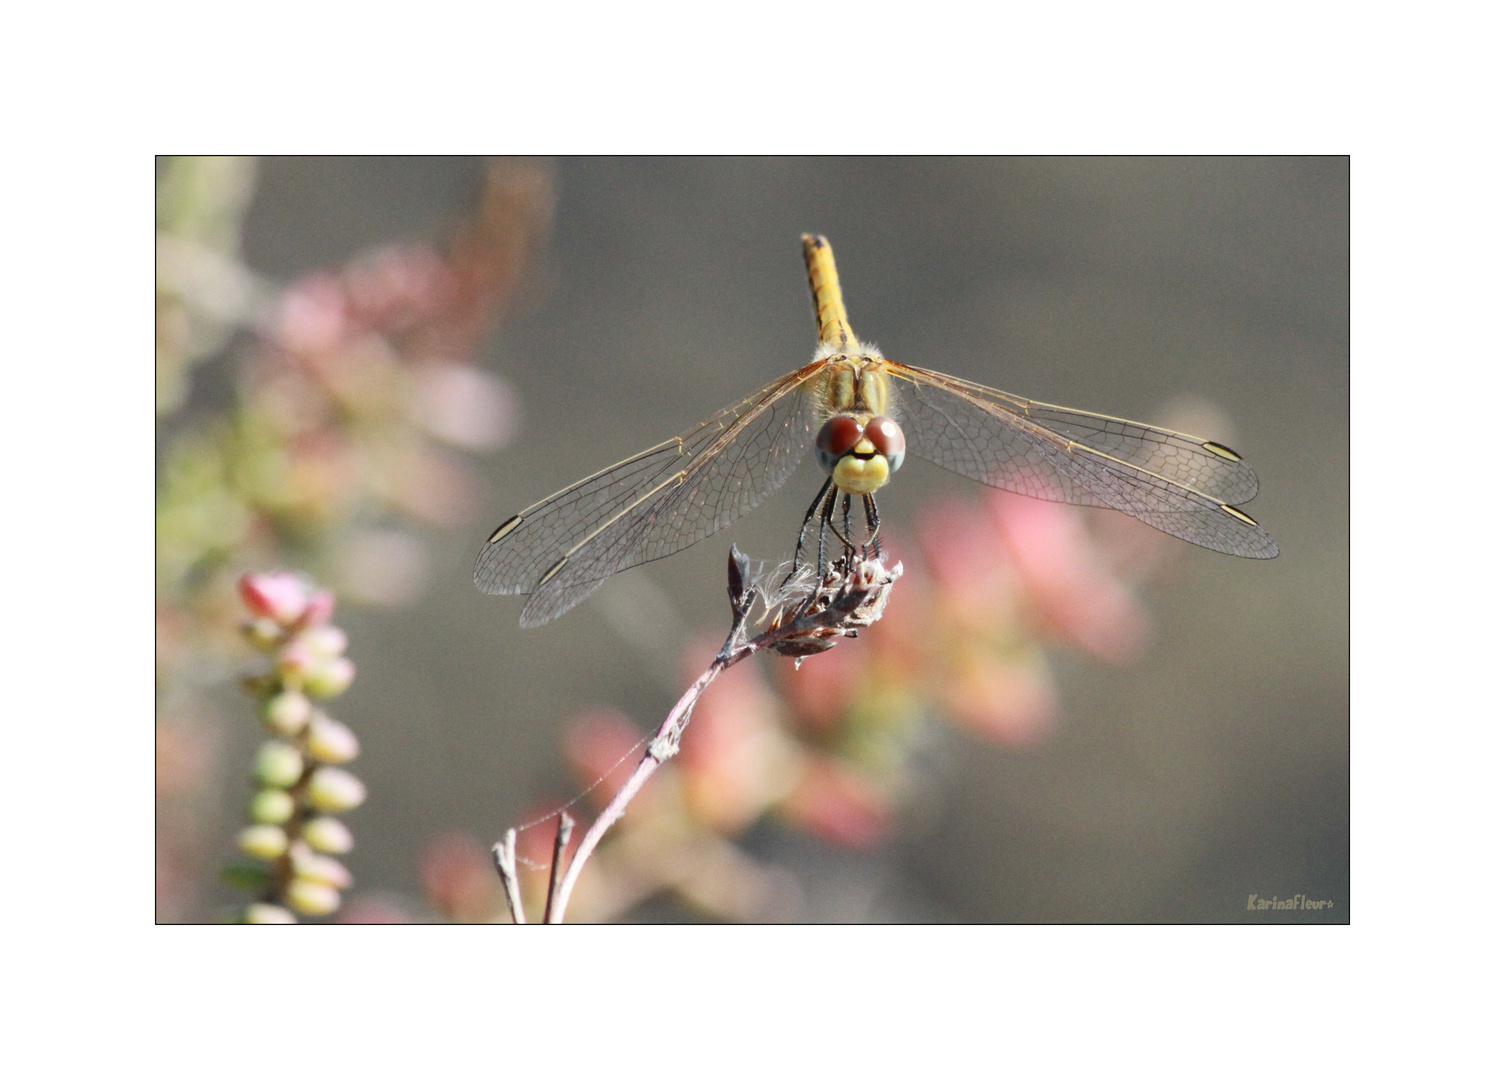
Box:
left=540, top=547, right=901, bottom=923
left=542, top=812, right=575, bottom=923
left=545, top=655, right=735, bottom=922
left=492, top=830, right=526, bottom=924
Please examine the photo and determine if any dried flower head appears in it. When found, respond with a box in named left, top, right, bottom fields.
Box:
left=755, top=555, right=903, bottom=660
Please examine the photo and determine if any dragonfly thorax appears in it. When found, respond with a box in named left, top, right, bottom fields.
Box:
left=814, top=350, right=892, bottom=417
left=817, top=413, right=907, bottom=495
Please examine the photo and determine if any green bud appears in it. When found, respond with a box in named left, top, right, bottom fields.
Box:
left=304, top=656, right=355, bottom=700
left=301, top=816, right=354, bottom=854
left=291, top=851, right=352, bottom=889
left=285, top=879, right=341, bottom=917
left=243, top=902, right=297, bottom=924
left=301, top=626, right=348, bottom=660
left=237, top=824, right=289, bottom=861
left=249, top=789, right=296, bottom=824
left=261, top=691, right=313, bottom=736
left=253, top=741, right=305, bottom=788
left=306, top=767, right=366, bottom=812
left=306, top=713, right=359, bottom=764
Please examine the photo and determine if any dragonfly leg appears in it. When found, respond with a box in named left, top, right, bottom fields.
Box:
left=783, top=478, right=834, bottom=588
left=787, top=484, right=839, bottom=618
left=815, top=482, right=835, bottom=574
left=862, top=493, right=882, bottom=560
left=823, top=489, right=859, bottom=564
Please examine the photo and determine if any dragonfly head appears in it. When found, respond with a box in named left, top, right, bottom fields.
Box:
left=817, top=414, right=906, bottom=495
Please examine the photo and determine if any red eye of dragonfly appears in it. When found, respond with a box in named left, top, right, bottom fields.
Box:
left=816, top=415, right=862, bottom=458
left=864, top=417, right=906, bottom=469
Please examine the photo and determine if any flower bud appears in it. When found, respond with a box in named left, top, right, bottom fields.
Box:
left=276, top=640, right=317, bottom=680
left=238, top=572, right=310, bottom=626
left=304, top=656, right=356, bottom=699
left=237, top=824, right=289, bottom=860
left=300, top=588, right=336, bottom=628
left=292, top=851, right=353, bottom=890
left=253, top=741, right=305, bottom=789
left=301, top=625, right=348, bottom=660
left=306, top=713, right=359, bottom=764
left=307, top=767, right=366, bottom=812
left=285, top=879, right=341, bottom=917
left=261, top=691, right=313, bottom=736
left=243, top=902, right=297, bottom=924
left=301, top=816, right=354, bottom=854
left=249, top=789, right=296, bottom=824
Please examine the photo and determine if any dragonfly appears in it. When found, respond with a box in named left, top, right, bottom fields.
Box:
left=476, top=235, right=1277, bottom=627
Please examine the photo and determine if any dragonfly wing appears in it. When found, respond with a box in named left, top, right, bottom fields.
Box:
left=893, top=363, right=1278, bottom=558
left=475, top=361, right=826, bottom=626
left=1011, top=401, right=1258, bottom=505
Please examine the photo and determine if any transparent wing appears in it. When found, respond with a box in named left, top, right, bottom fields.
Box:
left=475, top=360, right=827, bottom=626
left=891, top=362, right=1278, bottom=558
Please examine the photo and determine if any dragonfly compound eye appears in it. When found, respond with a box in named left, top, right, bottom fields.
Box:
left=817, top=415, right=864, bottom=474
left=864, top=417, right=906, bottom=472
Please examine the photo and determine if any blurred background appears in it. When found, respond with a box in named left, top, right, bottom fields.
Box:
left=157, top=157, right=1347, bottom=923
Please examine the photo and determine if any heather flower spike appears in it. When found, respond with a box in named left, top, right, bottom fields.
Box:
left=227, top=572, right=362, bottom=922
left=158, top=160, right=554, bottom=922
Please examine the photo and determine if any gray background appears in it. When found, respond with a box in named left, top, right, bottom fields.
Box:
left=225, top=157, right=1347, bottom=921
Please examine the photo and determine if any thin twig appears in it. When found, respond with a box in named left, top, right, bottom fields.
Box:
left=543, top=548, right=901, bottom=923
left=546, top=658, right=729, bottom=922
left=542, top=812, right=575, bottom=924
left=492, top=830, right=526, bottom=924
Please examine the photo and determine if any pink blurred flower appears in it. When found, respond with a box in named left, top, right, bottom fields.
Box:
left=336, top=895, right=417, bottom=924
left=911, top=495, right=1064, bottom=744
left=917, top=497, right=1022, bottom=630
left=343, top=244, right=457, bottom=333
left=781, top=759, right=892, bottom=849
left=419, top=832, right=503, bottom=924
left=988, top=491, right=1148, bottom=665
left=273, top=272, right=350, bottom=357
left=676, top=644, right=791, bottom=834
left=779, top=639, right=863, bottom=737
left=939, top=645, right=1057, bottom=745
left=411, top=362, right=518, bottom=452
left=563, top=708, right=647, bottom=814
